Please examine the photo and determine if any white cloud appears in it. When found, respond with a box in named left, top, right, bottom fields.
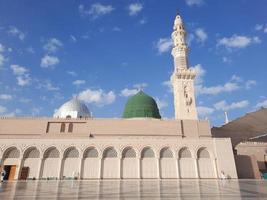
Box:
left=78, top=89, right=116, bottom=106
left=41, top=55, right=59, bottom=68
left=120, top=83, right=147, bottom=97
left=196, top=82, right=240, bottom=96
left=222, top=56, right=232, bottom=63
left=0, top=105, right=7, bottom=113
left=185, top=0, right=204, bottom=6
left=231, top=75, right=242, bottom=82
left=0, top=54, right=6, bottom=67
left=112, top=26, right=121, bottom=32
left=25, top=47, right=35, bottom=54
left=155, top=98, right=168, bottom=110
left=120, top=88, right=138, bottom=97
left=255, top=100, right=267, bottom=108
left=214, top=100, right=249, bottom=111
left=17, top=75, right=31, bottom=86
left=187, top=33, right=195, bottom=46
left=19, top=98, right=31, bottom=103
left=73, top=80, right=86, bottom=86
left=191, top=64, right=205, bottom=84
left=139, top=18, right=147, bottom=25
left=37, top=80, right=59, bottom=91
left=128, top=3, right=143, bottom=16
left=70, top=35, right=77, bottom=42
left=162, top=80, right=172, bottom=92
left=217, top=35, right=261, bottom=49
left=255, top=24, right=263, bottom=31
left=0, top=43, right=5, bottom=52
left=195, top=28, right=207, bottom=43
left=67, top=70, right=77, bottom=76
left=43, top=38, right=63, bottom=53
left=10, top=64, right=28, bottom=75
left=197, top=106, right=214, bottom=117
left=79, top=3, right=114, bottom=20
left=10, top=64, right=31, bottom=86
left=0, top=94, right=12, bottom=100
left=193, top=66, right=244, bottom=96
left=133, top=83, right=148, bottom=89
left=264, top=27, right=267, bottom=33
left=7, top=26, right=26, bottom=40
left=155, top=38, right=173, bottom=54
left=245, top=80, right=257, bottom=89
left=0, top=44, right=6, bottom=67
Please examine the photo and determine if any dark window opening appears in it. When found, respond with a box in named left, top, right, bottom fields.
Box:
left=68, top=123, right=73, bottom=133
left=60, top=123, right=65, bottom=133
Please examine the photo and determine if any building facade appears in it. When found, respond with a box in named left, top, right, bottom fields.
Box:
left=0, top=14, right=238, bottom=180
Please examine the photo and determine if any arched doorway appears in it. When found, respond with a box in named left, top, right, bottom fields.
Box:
left=122, top=147, right=138, bottom=178
left=197, top=148, right=215, bottom=178
left=102, top=147, right=119, bottom=179
left=2, top=147, right=20, bottom=181
left=41, top=147, right=60, bottom=179
left=82, top=147, right=99, bottom=179
left=141, top=147, right=158, bottom=178
left=160, top=147, right=177, bottom=178
left=178, top=147, right=196, bottom=178
left=62, top=147, right=79, bottom=179
left=21, top=147, right=40, bottom=179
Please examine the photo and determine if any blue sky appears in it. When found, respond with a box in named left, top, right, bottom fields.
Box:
left=0, top=0, right=266, bottom=126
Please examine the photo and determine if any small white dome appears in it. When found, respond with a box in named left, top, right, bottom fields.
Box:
left=53, top=97, right=91, bottom=118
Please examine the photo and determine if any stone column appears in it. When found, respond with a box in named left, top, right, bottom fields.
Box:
left=118, top=154, right=122, bottom=179
left=78, top=156, right=83, bottom=179
left=37, top=157, right=44, bottom=179
left=137, top=155, right=141, bottom=179
left=15, top=156, right=24, bottom=180
left=57, top=156, right=63, bottom=180
left=158, top=157, right=161, bottom=179
left=99, top=158, right=102, bottom=179
left=213, top=158, right=219, bottom=178
left=156, top=156, right=160, bottom=179
left=0, top=151, right=3, bottom=170
left=194, top=158, right=199, bottom=178
left=176, top=155, right=180, bottom=179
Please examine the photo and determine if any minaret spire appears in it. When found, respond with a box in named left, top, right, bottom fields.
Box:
left=171, top=13, right=198, bottom=120
left=224, top=111, right=229, bottom=124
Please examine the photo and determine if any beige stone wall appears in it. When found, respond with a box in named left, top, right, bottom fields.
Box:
left=236, top=142, right=267, bottom=171
left=0, top=137, right=237, bottom=180
left=235, top=155, right=261, bottom=179
left=0, top=118, right=211, bottom=138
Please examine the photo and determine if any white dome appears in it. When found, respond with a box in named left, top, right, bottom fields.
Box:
left=53, top=98, right=91, bottom=118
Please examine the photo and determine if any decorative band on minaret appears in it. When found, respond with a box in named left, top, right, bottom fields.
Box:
left=171, top=14, right=198, bottom=120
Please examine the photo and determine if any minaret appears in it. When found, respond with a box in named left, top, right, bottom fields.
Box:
left=224, top=111, right=229, bottom=124
left=171, top=14, right=198, bottom=120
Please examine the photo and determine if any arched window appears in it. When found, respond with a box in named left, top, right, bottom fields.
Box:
left=103, top=147, right=117, bottom=158
left=24, top=148, right=40, bottom=158
left=60, top=123, right=65, bottom=133
left=122, top=147, right=136, bottom=158
left=84, top=147, right=98, bottom=158
left=160, top=147, right=173, bottom=158
left=197, top=148, right=210, bottom=158
left=141, top=147, right=155, bottom=158
left=68, top=123, right=73, bottom=133
left=4, top=147, right=20, bottom=158
left=64, top=147, right=79, bottom=158
left=66, top=115, right=71, bottom=119
left=44, top=147, right=60, bottom=158
left=179, top=147, right=192, bottom=158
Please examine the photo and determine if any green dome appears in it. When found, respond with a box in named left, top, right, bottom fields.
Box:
left=123, top=91, right=161, bottom=119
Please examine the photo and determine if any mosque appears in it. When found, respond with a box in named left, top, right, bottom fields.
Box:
left=0, top=14, right=237, bottom=181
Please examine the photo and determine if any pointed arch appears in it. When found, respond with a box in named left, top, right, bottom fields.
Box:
left=41, top=147, right=60, bottom=179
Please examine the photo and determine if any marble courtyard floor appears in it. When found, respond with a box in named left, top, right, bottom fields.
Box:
left=0, top=180, right=266, bottom=199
